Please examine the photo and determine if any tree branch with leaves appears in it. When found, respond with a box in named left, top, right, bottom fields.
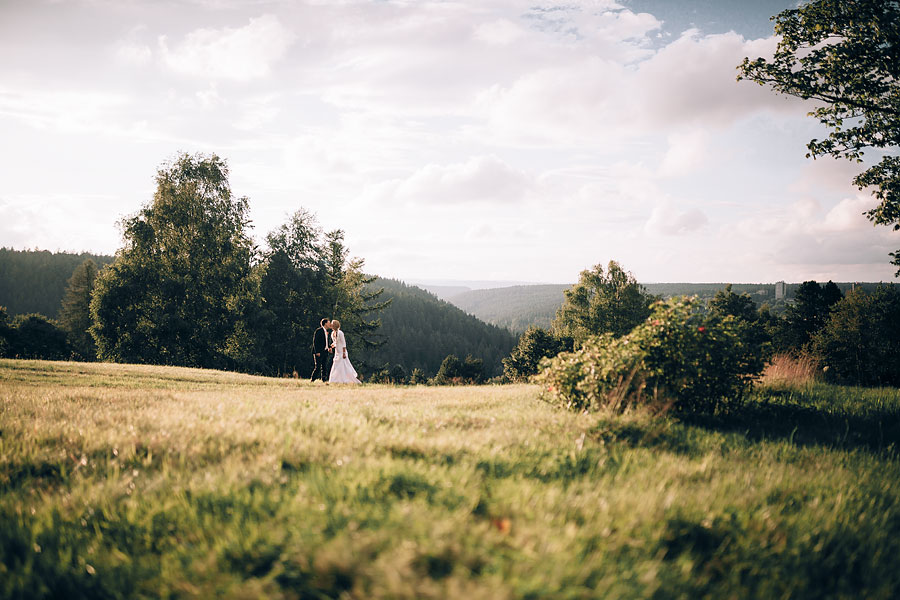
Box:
left=738, top=0, right=900, bottom=274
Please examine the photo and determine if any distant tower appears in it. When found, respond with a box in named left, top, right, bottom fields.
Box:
left=775, top=281, right=786, bottom=300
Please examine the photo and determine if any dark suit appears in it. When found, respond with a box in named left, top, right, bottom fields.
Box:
left=311, top=326, right=332, bottom=381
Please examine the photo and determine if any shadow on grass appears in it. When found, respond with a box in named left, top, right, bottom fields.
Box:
left=678, top=386, right=900, bottom=456
left=590, top=385, right=900, bottom=458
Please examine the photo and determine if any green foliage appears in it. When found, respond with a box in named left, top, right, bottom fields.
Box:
left=708, top=284, right=773, bottom=363
left=90, top=152, right=259, bottom=370
left=0, top=307, right=12, bottom=358
left=8, top=314, right=69, bottom=360
left=502, top=326, right=567, bottom=382
left=0, top=248, right=114, bottom=318
left=358, top=278, right=517, bottom=378
left=325, top=231, right=390, bottom=359
left=409, top=367, right=427, bottom=384
left=552, top=260, right=654, bottom=345
left=812, top=285, right=900, bottom=386
left=538, top=297, right=766, bottom=415
left=368, top=363, right=409, bottom=384
left=257, top=214, right=387, bottom=377
left=433, top=354, right=484, bottom=385
left=777, top=280, right=843, bottom=352
left=738, top=0, right=900, bottom=274
left=58, top=259, right=98, bottom=361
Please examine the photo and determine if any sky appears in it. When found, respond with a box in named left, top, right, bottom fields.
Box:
left=1, top=0, right=898, bottom=285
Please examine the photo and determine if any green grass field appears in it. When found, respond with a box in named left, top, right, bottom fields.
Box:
left=2, top=359, right=900, bottom=599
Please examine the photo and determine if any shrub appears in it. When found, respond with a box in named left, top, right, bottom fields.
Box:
left=409, top=368, right=427, bottom=385
left=536, top=297, right=765, bottom=415
left=432, top=354, right=485, bottom=385
left=10, top=313, right=70, bottom=360
left=367, top=363, right=409, bottom=384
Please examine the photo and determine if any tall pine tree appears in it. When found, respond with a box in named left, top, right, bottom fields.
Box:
left=59, top=259, right=98, bottom=360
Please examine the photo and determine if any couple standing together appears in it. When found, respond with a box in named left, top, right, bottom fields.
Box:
left=312, top=318, right=360, bottom=384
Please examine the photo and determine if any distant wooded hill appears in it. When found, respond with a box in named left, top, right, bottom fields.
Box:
left=359, top=278, right=517, bottom=377
left=446, top=281, right=886, bottom=333
left=0, top=249, right=514, bottom=377
left=0, top=248, right=115, bottom=317
left=448, top=285, right=569, bottom=332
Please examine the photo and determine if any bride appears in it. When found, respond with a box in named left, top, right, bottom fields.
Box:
left=328, top=319, right=360, bottom=384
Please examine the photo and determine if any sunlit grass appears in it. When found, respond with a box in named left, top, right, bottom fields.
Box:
left=761, top=353, right=821, bottom=386
left=2, top=359, right=900, bottom=598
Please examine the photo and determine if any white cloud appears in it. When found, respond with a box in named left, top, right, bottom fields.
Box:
left=115, top=41, right=153, bottom=66
left=474, top=18, right=527, bottom=46
left=645, top=199, right=708, bottom=236
left=375, top=155, right=533, bottom=206
left=158, top=14, right=295, bottom=82
left=819, top=195, right=880, bottom=234
left=0, top=194, right=121, bottom=253
left=478, top=29, right=801, bottom=146
left=0, top=88, right=128, bottom=134
left=658, top=129, right=709, bottom=177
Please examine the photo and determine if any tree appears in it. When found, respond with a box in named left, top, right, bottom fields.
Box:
left=0, top=307, right=13, bottom=357
left=90, top=152, right=259, bottom=370
left=257, top=212, right=389, bottom=377
left=777, top=280, right=842, bottom=352
left=738, top=0, right=900, bottom=274
left=258, top=209, right=330, bottom=376
left=552, top=260, right=654, bottom=346
left=708, top=284, right=773, bottom=364
left=59, top=259, right=98, bottom=361
left=323, top=230, right=390, bottom=365
left=432, top=354, right=484, bottom=384
left=708, top=284, right=758, bottom=322
left=812, top=285, right=900, bottom=385
left=11, top=314, right=69, bottom=360
left=433, top=354, right=463, bottom=384
left=502, top=326, right=566, bottom=382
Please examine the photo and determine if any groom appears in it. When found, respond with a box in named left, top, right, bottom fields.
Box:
left=311, top=317, right=333, bottom=382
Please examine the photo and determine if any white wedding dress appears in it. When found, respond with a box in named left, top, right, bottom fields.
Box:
left=328, top=330, right=360, bottom=384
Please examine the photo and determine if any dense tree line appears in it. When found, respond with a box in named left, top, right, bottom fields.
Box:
left=0, top=248, right=114, bottom=317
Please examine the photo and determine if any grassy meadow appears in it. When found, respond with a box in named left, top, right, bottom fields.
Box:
left=2, top=359, right=900, bottom=599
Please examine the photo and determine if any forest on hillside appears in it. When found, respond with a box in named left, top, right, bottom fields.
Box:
left=0, top=248, right=514, bottom=377
left=449, top=284, right=568, bottom=333
left=358, top=278, right=516, bottom=377
left=0, top=248, right=115, bottom=317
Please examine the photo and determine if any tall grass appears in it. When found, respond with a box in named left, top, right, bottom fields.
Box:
left=761, top=353, right=821, bottom=386
left=2, top=358, right=900, bottom=598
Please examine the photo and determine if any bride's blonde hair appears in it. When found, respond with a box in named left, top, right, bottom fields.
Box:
left=331, top=319, right=341, bottom=330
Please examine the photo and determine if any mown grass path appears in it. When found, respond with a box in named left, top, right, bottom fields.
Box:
left=2, top=359, right=900, bottom=598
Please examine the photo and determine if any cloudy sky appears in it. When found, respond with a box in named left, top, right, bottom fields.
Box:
left=1, top=0, right=898, bottom=284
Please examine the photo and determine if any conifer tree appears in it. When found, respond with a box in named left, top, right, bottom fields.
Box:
left=59, top=259, right=98, bottom=360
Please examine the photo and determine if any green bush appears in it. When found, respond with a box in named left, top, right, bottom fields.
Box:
left=432, top=354, right=484, bottom=385
left=812, top=285, right=900, bottom=386
left=536, top=297, right=765, bottom=415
